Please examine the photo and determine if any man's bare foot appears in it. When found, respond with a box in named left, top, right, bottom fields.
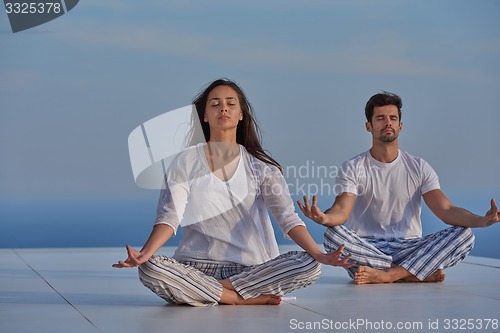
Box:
left=401, top=269, right=446, bottom=283
left=354, top=266, right=394, bottom=284
left=354, top=266, right=446, bottom=284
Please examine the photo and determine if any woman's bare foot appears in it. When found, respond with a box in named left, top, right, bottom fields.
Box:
left=218, top=279, right=281, bottom=305
left=219, top=289, right=281, bottom=305
left=218, top=278, right=235, bottom=291
left=237, top=294, right=282, bottom=305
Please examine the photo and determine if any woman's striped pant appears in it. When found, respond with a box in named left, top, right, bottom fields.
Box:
left=323, top=225, right=475, bottom=281
left=138, top=251, right=321, bottom=306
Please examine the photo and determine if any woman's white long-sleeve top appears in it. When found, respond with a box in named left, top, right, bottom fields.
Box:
left=154, top=143, right=305, bottom=266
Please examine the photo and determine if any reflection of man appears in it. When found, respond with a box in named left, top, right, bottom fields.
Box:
left=299, top=92, right=499, bottom=284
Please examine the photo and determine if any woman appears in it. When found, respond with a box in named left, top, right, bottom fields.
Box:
left=113, top=79, right=352, bottom=306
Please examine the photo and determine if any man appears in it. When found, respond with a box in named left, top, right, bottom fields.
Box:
left=298, top=91, right=499, bottom=284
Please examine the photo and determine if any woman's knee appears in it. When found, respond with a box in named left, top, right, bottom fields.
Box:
left=290, top=251, right=322, bottom=282
left=137, top=255, right=176, bottom=288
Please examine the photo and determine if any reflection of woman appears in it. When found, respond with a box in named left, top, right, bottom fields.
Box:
left=113, top=79, right=352, bottom=306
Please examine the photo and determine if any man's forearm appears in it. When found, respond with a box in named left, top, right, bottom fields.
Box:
left=442, top=206, right=482, bottom=228
left=322, top=208, right=349, bottom=227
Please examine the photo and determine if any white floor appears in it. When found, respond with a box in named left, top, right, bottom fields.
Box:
left=1, top=246, right=499, bottom=333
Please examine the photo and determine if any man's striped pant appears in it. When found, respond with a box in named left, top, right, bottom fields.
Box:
left=323, top=225, right=475, bottom=281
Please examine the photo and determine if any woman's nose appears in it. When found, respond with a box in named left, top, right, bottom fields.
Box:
left=219, top=103, right=228, bottom=112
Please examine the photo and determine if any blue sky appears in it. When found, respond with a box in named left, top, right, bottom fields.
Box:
left=1, top=1, right=499, bottom=247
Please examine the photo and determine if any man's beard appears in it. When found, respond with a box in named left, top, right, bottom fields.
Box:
left=379, top=130, right=398, bottom=143
left=380, top=134, right=398, bottom=142
left=379, top=128, right=398, bottom=142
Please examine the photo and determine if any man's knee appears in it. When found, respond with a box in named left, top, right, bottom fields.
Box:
left=451, top=226, right=475, bottom=248
left=463, top=226, right=475, bottom=241
left=323, top=225, right=347, bottom=252
left=458, top=226, right=475, bottom=250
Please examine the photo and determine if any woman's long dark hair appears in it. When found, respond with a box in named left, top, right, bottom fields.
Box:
left=187, top=78, right=282, bottom=171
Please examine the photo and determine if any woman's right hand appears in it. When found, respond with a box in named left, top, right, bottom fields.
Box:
left=112, top=245, right=150, bottom=268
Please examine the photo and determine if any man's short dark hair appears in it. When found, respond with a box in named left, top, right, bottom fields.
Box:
left=365, top=91, right=402, bottom=123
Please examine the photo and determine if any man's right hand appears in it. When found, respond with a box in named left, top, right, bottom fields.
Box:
left=297, top=195, right=328, bottom=225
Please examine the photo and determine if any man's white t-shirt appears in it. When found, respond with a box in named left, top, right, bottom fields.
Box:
left=336, top=150, right=440, bottom=239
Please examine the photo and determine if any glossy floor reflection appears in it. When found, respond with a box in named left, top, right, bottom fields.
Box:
left=1, top=246, right=499, bottom=333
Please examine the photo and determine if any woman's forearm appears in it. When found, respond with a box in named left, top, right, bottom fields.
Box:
left=140, top=224, right=175, bottom=257
left=287, top=225, right=324, bottom=260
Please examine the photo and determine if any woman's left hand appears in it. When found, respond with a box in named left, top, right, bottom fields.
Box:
left=315, top=245, right=354, bottom=268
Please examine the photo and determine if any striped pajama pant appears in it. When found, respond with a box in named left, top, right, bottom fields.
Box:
left=324, top=225, right=475, bottom=281
left=138, top=251, right=321, bottom=307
